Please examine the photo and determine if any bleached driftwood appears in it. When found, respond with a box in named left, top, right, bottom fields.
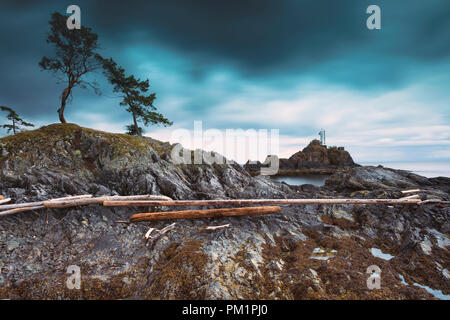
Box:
left=399, top=194, right=420, bottom=200
left=144, top=222, right=177, bottom=246
left=105, top=198, right=422, bottom=208
left=0, top=195, right=93, bottom=211
left=401, top=189, right=421, bottom=194
left=0, top=194, right=171, bottom=216
left=420, top=199, right=450, bottom=204
left=203, top=224, right=231, bottom=231
left=0, top=205, right=45, bottom=217
left=130, top=206, right=281, bottom=222
left=44, top=195, right=172, bottom=208
left=0, top=198, right=12, bottom=205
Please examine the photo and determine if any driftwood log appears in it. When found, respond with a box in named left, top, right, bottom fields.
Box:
left=44, top=195, right=172, bottom=209
left=0, top=205, right=45, bottom=217
left=0, top=194, right=172, bottom=216
left=0, top=195, right=93, bottom=211
left=130, top=206, right=281, bottom=222
left=399, top=194, right=420, bottom=200
left=105, top=198, right=422, bottom=207
left=0, top=198, right=12, bottom=205
left=401, top=189, right=421, bottom=194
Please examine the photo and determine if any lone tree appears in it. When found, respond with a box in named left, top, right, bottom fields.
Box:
left=0, top=106, right=34, bottom=135
left=39, top=12, right=101, bottom=123
left=97, top=56, right=172, bottom=136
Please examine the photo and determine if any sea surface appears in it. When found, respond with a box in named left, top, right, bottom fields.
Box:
left=270, top=174, right=330, bottom=186
left=270, top=161, right=450, bottom=186
left=359, top=161, right=450, bottom=178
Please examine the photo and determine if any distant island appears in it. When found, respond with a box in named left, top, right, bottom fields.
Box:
left=244, top=139, right=358, bottom=176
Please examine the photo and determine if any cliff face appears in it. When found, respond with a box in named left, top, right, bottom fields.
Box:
left=0, top=124, right=449, bottom=300
left=0, top=124, right=287, bottom=201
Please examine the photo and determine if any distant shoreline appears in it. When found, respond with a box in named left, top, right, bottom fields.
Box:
left=247, top=161, right=450, bottom=179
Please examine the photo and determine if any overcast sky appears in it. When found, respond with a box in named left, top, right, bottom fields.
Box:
left=0, top=0, right=449, bottom=164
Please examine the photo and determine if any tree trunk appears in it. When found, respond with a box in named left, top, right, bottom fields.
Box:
left=132, top=111, right=141, bottom=136
left=12, top=119, right=16, bottom=135
left=59, top=87, right=71, bottom=124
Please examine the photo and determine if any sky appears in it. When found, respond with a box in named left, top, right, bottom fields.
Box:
left=0, top=0, right=449, bottom=166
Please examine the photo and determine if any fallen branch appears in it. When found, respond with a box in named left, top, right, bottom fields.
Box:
left=203, top=224, right=231, bottom=231
left=106, top=198, right=422, bottom=208
left=420, top=199, right=450, bottom=204
left=0, top=194, right=93, bottom=211
left=0, top=205, right=45, bottom=217
left=401, top=189, right=421, bottom=194
left=399, top=194, right=420, bottom=200
left=0, top=198, right=12, bottom=205
left=49, top=194, right=93, bottom=202
left=145, top=222, right=177, bottom=246
left=130, top=206, right=281, bottom=222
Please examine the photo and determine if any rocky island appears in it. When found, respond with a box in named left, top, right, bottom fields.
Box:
left=0, top=124, right=449, bottom=299
left=244, top=139, right=358, bottom=176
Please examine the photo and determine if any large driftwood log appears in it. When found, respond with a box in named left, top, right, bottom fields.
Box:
left=105, top=198, right=422, bottom=207
left=0, top=194, right=171, bottom=215
left=130, top=206, right=281, bottom=222
left=44, top=195, right=172, bottom=208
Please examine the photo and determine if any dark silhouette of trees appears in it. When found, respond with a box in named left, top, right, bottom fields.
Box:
left=97, top=56, right=172, bottom=136
left=0, top=106, right=34, bottom=135
left=39, top=12, right=101, bottom=123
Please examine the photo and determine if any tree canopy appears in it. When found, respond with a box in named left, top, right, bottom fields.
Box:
left=97, top=56, right=172, bottom=136
left=39, top=12, right=101, bottom=123
left=0, top=106, right=34, bottom=135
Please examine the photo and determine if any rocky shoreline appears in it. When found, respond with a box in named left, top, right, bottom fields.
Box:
left=0, top=124, right=449, bottom=299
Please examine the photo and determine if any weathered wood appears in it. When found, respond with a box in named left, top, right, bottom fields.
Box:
left=130, top=206, right=281, bottom=222
left=203, top=224, right=231, bottom=231
left=0, top=205, right=45, bottom=217
left=0, top=195, right=92, bottom=211
left=44, top=195, right=172, bottom=208
left=0, top=198, right=12, bottom=205
left=420, top=199, right=450, bottom=204
left=49, top=194, right=93, bottom=201
left=0, top=200, right=47, bottom=211
left=105, top=198, right=422, bottom=207
left=0, top=194, right=171, bottom=213
left=399, top=194, right=420, bottom=200
left=401, top=189, right=421, bottom=194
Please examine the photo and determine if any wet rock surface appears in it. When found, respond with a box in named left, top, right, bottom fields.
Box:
left=0, top=124, right=449, bottom=299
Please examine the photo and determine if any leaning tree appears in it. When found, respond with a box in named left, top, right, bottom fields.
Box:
left=97, top=56, right=172, bottom=136
left=39, top=12, right=101, bottom=123
left=0, top=106, right=34, bottom=135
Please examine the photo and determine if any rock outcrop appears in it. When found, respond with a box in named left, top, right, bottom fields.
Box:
left=244, top=139, right=357, bottom=175
left=0, top=124, right=449, bottom=300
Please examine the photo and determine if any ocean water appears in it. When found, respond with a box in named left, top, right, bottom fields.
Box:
left=271, top=174, right=329, bottom=186
left=269, top=161, right=450, bottom=186
left=359, top=161, right=450, bottom=178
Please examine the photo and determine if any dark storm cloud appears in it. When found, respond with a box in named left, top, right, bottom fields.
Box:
left=0, top=0, right=449, bottom=158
